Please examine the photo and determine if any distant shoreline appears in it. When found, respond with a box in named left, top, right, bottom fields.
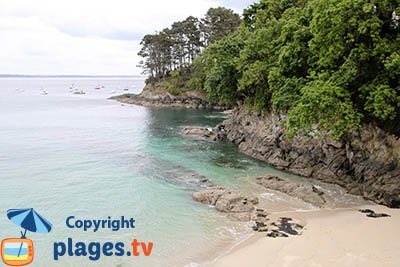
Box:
left=0, top=74, right=145, bottom=78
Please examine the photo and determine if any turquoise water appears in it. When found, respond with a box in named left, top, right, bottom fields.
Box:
left=0, top=77, right=310, bottom=266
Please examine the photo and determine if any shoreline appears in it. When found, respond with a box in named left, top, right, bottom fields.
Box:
left=206, top=204, right=400, bottom=267
left=110, top=96, right=400, bottom=266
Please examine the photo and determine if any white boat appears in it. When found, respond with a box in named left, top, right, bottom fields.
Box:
left=111, top=90, right=116, bottom=94
left=73, top=88, right=85, bottom=95
left=41, top=89, right=48, bottom=95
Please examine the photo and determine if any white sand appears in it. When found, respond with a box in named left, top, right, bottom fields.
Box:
left=208, top=204, right=400, bottom=267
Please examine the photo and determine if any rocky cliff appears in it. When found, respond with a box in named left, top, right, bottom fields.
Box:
left=219, top=109, right=400, bottom=208
left=110, top=83, right=227, bottom=110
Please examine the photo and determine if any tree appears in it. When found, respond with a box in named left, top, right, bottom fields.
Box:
left=138, top=31, right=172, bottom=81
left=201, top=32, right=245, bottom=105
left=138, top=0, right=400, bottom=138
left=137, top=7, right=241, bottom=85
left=200, top=7, right=241, bottom=46
left=197, top=0, right=400, bottom=138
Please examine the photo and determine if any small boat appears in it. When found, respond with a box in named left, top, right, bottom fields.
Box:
left=73, top=88, right=85, bottom=95
left=123, top=88, right=129, bottom=91
left=110, top=90, right=116, bottom=94
left=95, top=85, right=101, bottom=90
left=131, top=84, right=136, bottom=88
left=41, top=89, right=48, bottom=95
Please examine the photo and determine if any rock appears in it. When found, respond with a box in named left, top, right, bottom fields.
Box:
left=359, top=209, right=375, bottom=214
left=266, top=217, right=304, bottom=238
left=180, top=126, right=221, bottom=141
left=367, top=213, right=391, bottom=218
left=133, top=155, right=215, bottom=190
left=255, top=176, right=327, bottom=207
left=220, top=108, right=400, bottom=208
left=192, top=186, right=226, bottom=205
left=266, top=230, right=289, bottom=238
left=215, top=191, right=257, bottom=213
left=192, top=186, right=258, bottom=221
left=193, top=186, right=306, bottom=237
left=252, top=208, right=269, bottom=232
left=109, top=83, right=228, bottom=110
left=359, top=209, right=391, bottom=218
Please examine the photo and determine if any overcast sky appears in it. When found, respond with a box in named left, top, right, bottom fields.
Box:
left=0, top=0, right=255, bottom=75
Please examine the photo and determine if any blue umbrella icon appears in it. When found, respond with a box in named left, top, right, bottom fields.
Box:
left=7, top=208, right=52, bottom=256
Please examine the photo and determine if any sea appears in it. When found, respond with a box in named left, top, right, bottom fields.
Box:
left=0, top=77, right=359, bottom=266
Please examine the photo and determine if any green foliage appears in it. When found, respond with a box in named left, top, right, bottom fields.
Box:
left=196, top=0, right=400, bottom=138
left=138, top=7, right=241, bottom=82
left=286, top=81, right=362, bottom=139
left=364, top=83, right=400, bottom=120
left=201, top=7, right=241, bottom=45
left=165, top=82, right=183, bottom=95
left=201, top=32, right=245, bottom=106
left=186, top=57, right=206, bottom=91
left=140, top=0, right=400, bottom=138
left=164, top=65, right=194, bottom=93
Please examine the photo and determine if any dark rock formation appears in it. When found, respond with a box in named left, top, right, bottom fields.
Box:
left=220, top=109, right=400, bottom=208
left=192, top=186, right=259, bottom=221
left=267, top=217, right=304, bottom=238
left=359, top=209, right=391, bottom=218
left=110, top=83, right=227, bottom=110
left=252, top=208, right=269, bottom=232
left=253, top=211, right=305, bottom=238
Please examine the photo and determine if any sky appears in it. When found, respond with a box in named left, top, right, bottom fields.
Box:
left=0, top=0, right=255, bottom=76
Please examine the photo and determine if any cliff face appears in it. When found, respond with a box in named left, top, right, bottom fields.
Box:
left=221, top=109, right=400, bottom=208
left=110, top=83, right=227, bottom=110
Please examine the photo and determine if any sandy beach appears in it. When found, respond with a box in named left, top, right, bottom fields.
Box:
left=209, top=204, right=400, bottom=267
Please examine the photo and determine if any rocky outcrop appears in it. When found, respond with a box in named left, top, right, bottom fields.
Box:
left=256, top=176, right=327, bottom=207
left=193, top=186, right=306, bottom=236
left=180, top=126, right=225, bottom=141
left=193, top=186, right=259, bottom=221
left=220, top=109, right=400, bottom=208
left=110, top=83, right=227, bottom=110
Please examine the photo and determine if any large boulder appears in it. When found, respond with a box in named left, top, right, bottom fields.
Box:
left=193, top=186, right=258, bottom=221
left=180, top=126, right=221, bottom=141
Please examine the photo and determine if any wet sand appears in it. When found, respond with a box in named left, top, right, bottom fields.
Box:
left=208, top=204, right=400, bottom=267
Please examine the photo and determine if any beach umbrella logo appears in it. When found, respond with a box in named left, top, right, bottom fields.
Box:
left=1, top=208, right=52, bottom=266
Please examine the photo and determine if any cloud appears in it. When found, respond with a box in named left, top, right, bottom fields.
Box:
left=0, top=0, right=253, bottom=75
left=221, top=0, right=256, bottom=11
